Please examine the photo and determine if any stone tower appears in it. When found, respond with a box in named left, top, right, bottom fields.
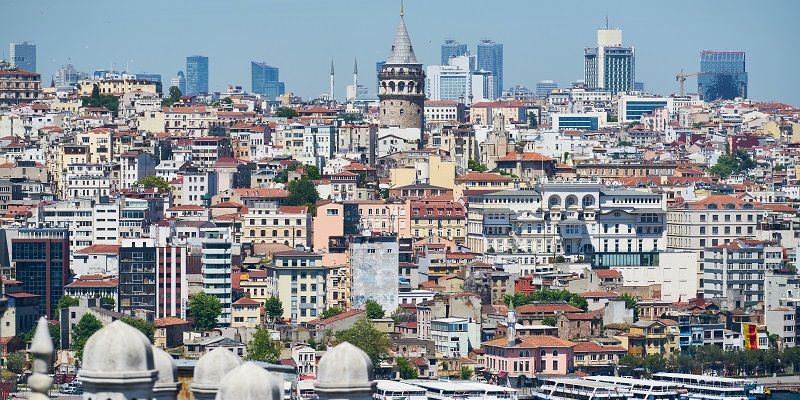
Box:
left=378, top=5, right=425, bottom=131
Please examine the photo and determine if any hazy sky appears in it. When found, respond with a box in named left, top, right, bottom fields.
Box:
left=3, top=0, right=799, bottom=105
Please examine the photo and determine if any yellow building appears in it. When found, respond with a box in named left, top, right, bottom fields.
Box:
left=231, top=297, right=262, bottom=328
left=453, top=172, right=514, bottom=200
left=763, top=120, right=800, bottom=143
left=325, top=264, right=350, bottom=310
left=242, top=205, right=312, bottom=248
left=77, top=79, right=162, bottom=96
left=75, top=128, right=114, bottom=163
left=239, top=270, right=274, bottom=306
left=409, top=200, right=467, bottom=243
left=390, top=154, right=456, bottom=191
left=619, top=319, right=679, bottom=358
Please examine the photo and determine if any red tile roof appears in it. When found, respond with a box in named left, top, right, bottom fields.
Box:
left=318, top=309, right=365, bottom=325
left=154, top=317, right=189, bottom=327
left=483, top=335, right=575, bottom=348
left=233, top=297, right=261, bottom=306
left=515, top=303, right=583, bottom=314
left=74, top=244, right=121, bottom=254
left=454, top=172, right=513, bottom=182
left=573, top=341, right=626, bottom=353
left=498, top=152, right=555, bottom=162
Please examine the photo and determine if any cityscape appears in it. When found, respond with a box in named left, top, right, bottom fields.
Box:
left=1, top=0, right=800, bottom=399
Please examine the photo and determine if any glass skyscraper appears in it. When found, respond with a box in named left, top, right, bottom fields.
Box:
left=186, top=55, right=209, bottom=96
left=699, top=51, right=747, bottom=101
left=441, top=39, right=468, bottom=65
left=375, top=60, right=385, bottom=95
left=584, top=28, right=635, bottom=94
left=10, top=42, right=36, bottom=72
left=536, top=80, right=558, bottom=98
left=477, top=39, right=503, bottom=99
left=251, top=61, right=285, bottom=100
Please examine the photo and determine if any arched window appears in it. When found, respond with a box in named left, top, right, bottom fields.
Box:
left=552, top=350, right=558, bottom=357
left=284, top=230, right=289, bottom=236
left=540, top=350, right=547, bottom=357
left=549, top=196, right=560, bottom=207
left=398, top=82, right=405, bottom=93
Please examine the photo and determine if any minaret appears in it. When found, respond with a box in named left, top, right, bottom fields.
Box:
left=378, top=1, right=425, bottom=132
left=330, top=59, right=335, bottom=103
left=507, top=298, right=517, bottom=347
left=353, top=58, right=358, bottom=100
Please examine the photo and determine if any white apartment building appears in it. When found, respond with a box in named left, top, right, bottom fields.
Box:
left=38, top=198, right=119, bottom=257
left=301, top=125, right=337, bottom=169
left=64, top=163, right=116, bottom=199
left=431, top=317, right=479, bottom=358
left=667, top=195, right=766, bottom=295
left=704, top=239, right=783, bottom=308
left=119, top=151, right=156, bottom=190
left=200, top=226, right=238, bottom=326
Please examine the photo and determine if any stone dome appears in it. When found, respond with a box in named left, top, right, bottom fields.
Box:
left=81, top=320, right=155, bottom=375
left=215, top=362, right=282, bottom=400
left=152, top=346, right=178, bottom=384
left=315, top=342, right=375, bottom=392
left=191, top=347, right=243, bottom=393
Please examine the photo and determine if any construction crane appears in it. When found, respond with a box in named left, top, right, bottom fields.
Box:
left=676, top=69, right=705, bottom=96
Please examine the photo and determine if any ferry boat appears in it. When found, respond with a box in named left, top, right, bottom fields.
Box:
left=532, top=378, right=633, bottom=400
left=374, top=380, right=427, bottom=400
left=651, top=372, right=760, bottom=400
left=584, top=376, right=682, bottom=400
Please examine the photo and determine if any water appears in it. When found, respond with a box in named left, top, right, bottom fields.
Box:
left=771, top=392, right=800, bottom=400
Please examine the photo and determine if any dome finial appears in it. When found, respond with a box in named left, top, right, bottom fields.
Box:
left=400, top=0, right=404, bottom=17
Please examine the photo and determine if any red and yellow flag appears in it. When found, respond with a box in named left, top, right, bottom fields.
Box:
left=742, top=323, right=758, bottom=350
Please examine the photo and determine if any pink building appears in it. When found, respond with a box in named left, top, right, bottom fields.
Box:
left=313, top=203, right=344, bottom=252
left=482, top=336, right=575, bottom=382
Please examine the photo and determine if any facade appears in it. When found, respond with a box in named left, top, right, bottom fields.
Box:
left=170, top=70, right=186, bottom=95
left=201, top=227, right=236, bottom=326
left=266, top=251, right=326, bottom=324
left=704, top=239, right=783, bottom=308
left=10, top=42, right=36, bottom=72
left=536, top=80, right=558, bottom=98
left=378, top=12, right=425, bottom=131
left=431, top=317, right=473, bottom=358
left=118, top=238, right=157, bottom=316
left=441, top=39, right=468, bottom=65
left=251, top=61, right=285, bottom=100
left=231, top=297, right=261, bottom=328
left=477, top=39, right=503, bottom=99
left=482, top=336, right=575, bottom=379
left=11, top=228, right=69, bottom=318
left=426, top=55, right=490, bottom=105
left=349, top=234, right=399, bottom=312
left=699, top=51, right=747, bottom=100
left=186, top=55, right=209, bottom=96
left=0, top=68, right=42, bottom=107
left=584, top=28, right=634, bottom=93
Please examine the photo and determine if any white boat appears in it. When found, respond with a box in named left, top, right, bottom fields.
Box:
left=651, top=373, right=757, bottom=400
left=584, top=376, right=682, bottom=400
left=374, top=380, right=427, bottom=400
left=533, top=378, right=633, bottom=400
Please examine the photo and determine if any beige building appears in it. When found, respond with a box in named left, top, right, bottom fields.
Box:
left=390, top=153, right=456, bottom=191
left=231, top=297, right=262, bottom=328
left=75, top=128, right=114, bottom=163
left=325, top=264, right=350, bottom=310
left=265, top=251, right=326, bottom=324
left=77, top=79, right=162, bottom=96
left=0, top=68, right=42, bottom=107
left=242, top=205, right=312, bottom=248
left=453, top=172, right=514, bottom=200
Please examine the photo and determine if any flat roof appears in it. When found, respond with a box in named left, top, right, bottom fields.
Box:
left=376, top=380, right=428, bottom=392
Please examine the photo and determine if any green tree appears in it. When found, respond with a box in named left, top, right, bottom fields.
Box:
left=607, top=114, right=618, bottom=123
left=91, top=84, right=100, bottom=100
left=626, top=121, right=639, bottom=129
left=502, top=292, right=531, bottom=307
left=692, top=122, right=704, bottom=129
left=264, top=296, right=284, bottom=322
left=286, top=179, right=320, bottom=207
left=644, top=353, right=667, bottom=375
left=100, top=296, right=115, bottom=310
left=391, top=307, right=416, bottom=324
left=334, top=316, right=393, bottom=369
left=73, top=313, right=103, bottom=361
left=619, top=140, right=634, bottom=147
left=220, top=97, right=233, bottom=105
left=397, top=357, right=418, bottom=379
left=120, top=316, right=155, bottom=343
left=618, top=354, right=644, bottom=369
left=247, top=327, right=281, bottom=363
left=5, top=351, right=26, bottom=374
left=136, top=175, right=171, bottom=192
left=20, top=322, right=60, bottom=349
left=541, top=316, right=557, bottom=327
left=275, top=108, right=299, bottom=119
left=189, top=291, right=222, bottom=331
left=57, top=294, right=80, bottom=310
left=618, top=293, right=640, bottom=322
left=320, top=307, right=343, bottom=320
left=365, top=299, right=385, bottom=319
left=709, top=148, right=756, bottom=178
left=468, top=159, right=488, bottom=173
left=528, top=112, right=538, bottom=128
left=162, top=86, right=182, bottom=106
left=460, top=366, right=474, bottom=380
left=306, top=165, right=321, bottom=181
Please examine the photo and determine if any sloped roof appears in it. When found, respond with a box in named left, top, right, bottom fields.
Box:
left=385, top=16, right=418, bottom=64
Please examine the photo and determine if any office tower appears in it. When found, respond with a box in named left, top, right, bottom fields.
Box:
left=375, top=61, right=385, bottom=95
left=251, top=61, right=285, bottom=100
left=350, top=235, right=399, bottom=312
left=170, top=70, right=186, bottom=95
left=136, top=73, right=161, bottom=82
left=699, top=51, right=747, bottom=101
left=201, top=227, right=235, bottom=326
left=12, top=228, right=69, bottom=317
left=426, top=55, right=489, bottom=105
left=441, top=39, right=468, bottom=65
left=477, top=39, right=503, bottom=99
left=584, top=26, right=635, bottom=93
left=634, top=82, right=645, bottom=92
left=536, top=80, right=558, bottom=98
left=378, top=9, right=425, bottom=130
left=118, top=238, right=157, bottom=316
left=186, top=55, right=209, bottom=96
left=55, top=64, right=82, bottom=87
left=10, top=42, right=36, bottom=72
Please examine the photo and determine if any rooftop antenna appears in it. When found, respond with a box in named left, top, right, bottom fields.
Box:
left=400, top=0, right=404, bottom=17
left=605, top=15, right=609, bottom=29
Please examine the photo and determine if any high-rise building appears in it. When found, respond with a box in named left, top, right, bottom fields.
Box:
left=251, top=61, right=286, bottom=100
left=441, top=39, right=468, bottom=65
left=12, top=228, right=69, bottom=318
left=186, top=55, right=209, bottom=96
left=699, top=51, right=747, bottom=101
left=426, top=55, right=490, bottom=105
left=170, top=71, right=186, bottom=95
left=201, top=227, right=236, bottom=326
left=118, top=238, right=157, bottom=316
left=584, top=27, right=635, bottom=93
left=477, top=39, right=503, bottom=99
left=10, top=42, right=36, bottom=72
left=378, top=9, right=425, bottom=130
left=55, top=64, right=85, bottom=87
left=536, top=80, right=558, bottom=98
left=349, top=234, right=399, bottom=313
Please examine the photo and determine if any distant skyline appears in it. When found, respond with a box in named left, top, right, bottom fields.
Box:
left=2, top=0, right=799, bottom=105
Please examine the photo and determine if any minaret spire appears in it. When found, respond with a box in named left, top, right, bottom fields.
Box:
left=400, top=0, right=404, bottom=17
left=353, top=58, right=358, bottom=101
left=329, top=59, right=335, bottom=103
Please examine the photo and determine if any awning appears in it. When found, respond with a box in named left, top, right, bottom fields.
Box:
left=497, top=372, right=508, bottom=377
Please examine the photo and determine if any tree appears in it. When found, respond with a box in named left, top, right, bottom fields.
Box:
left=607, top=114, right=618, bottom=123
left=390, top=307, right=416, bottom=324
left=619, top=140, right=634, bottom=147
left=100, top=296, right=115, bottom=310
left=541, top=316, right=557, bottom=327
left=321, top=307, right=343, bottom=320
left=644, top=353, right=666, bottom=374
left=528, top=112, right=538, bottom=128
left=306, top=165, right=321, bottom=181
left=73, top=313, right=103, bottom=361
left=460, top=366, right=474, bottom=380
left=5, top=351, right=26, bottom=374
left=503, top=292, right=531, bottom=307
left=618, top=354, right=644, bottom=369
left=220, top=97, right=233, bottom=105
left=397, top=357, right=418, bottom=379
left=365, top=299, right=385, bottom=319
left=692, top=122, right=704, bottom=129
left=626, top=121, right=639, bottom=129
left=21, top=322, right=60, bottom=349
left=618, top=293, right=640, bottom=322
left=162, top=86, right=182, bottom=106
left=91, top=84, right=100, bottom=100
left=468, top=159, right=488, bottom=173
left=247, top=327, right=281, bottom=363
left=188, top=292, right=222, bottom=331
left=709, top=148, right=756, bottom=178
left=120, top=316, right=155, bottom=343
left=264, top=296, right=284, bottom=322
left=275, top=108, right=299, bottom=119
left=57, top=295, right=80, bottom=311
left=286, top=179, right=320, bottom=207
left=334, top=316, right=393, bottom=368
left=136, top=175, right=171, bottom=192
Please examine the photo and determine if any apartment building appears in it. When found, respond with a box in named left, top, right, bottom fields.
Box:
left=704, top=239, right=783, bottom=308
left=265, top=250, right=326, bottom=324
left=242, top=204, right=311, bottom=248
left=409, top=200, right=466, bottom=244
